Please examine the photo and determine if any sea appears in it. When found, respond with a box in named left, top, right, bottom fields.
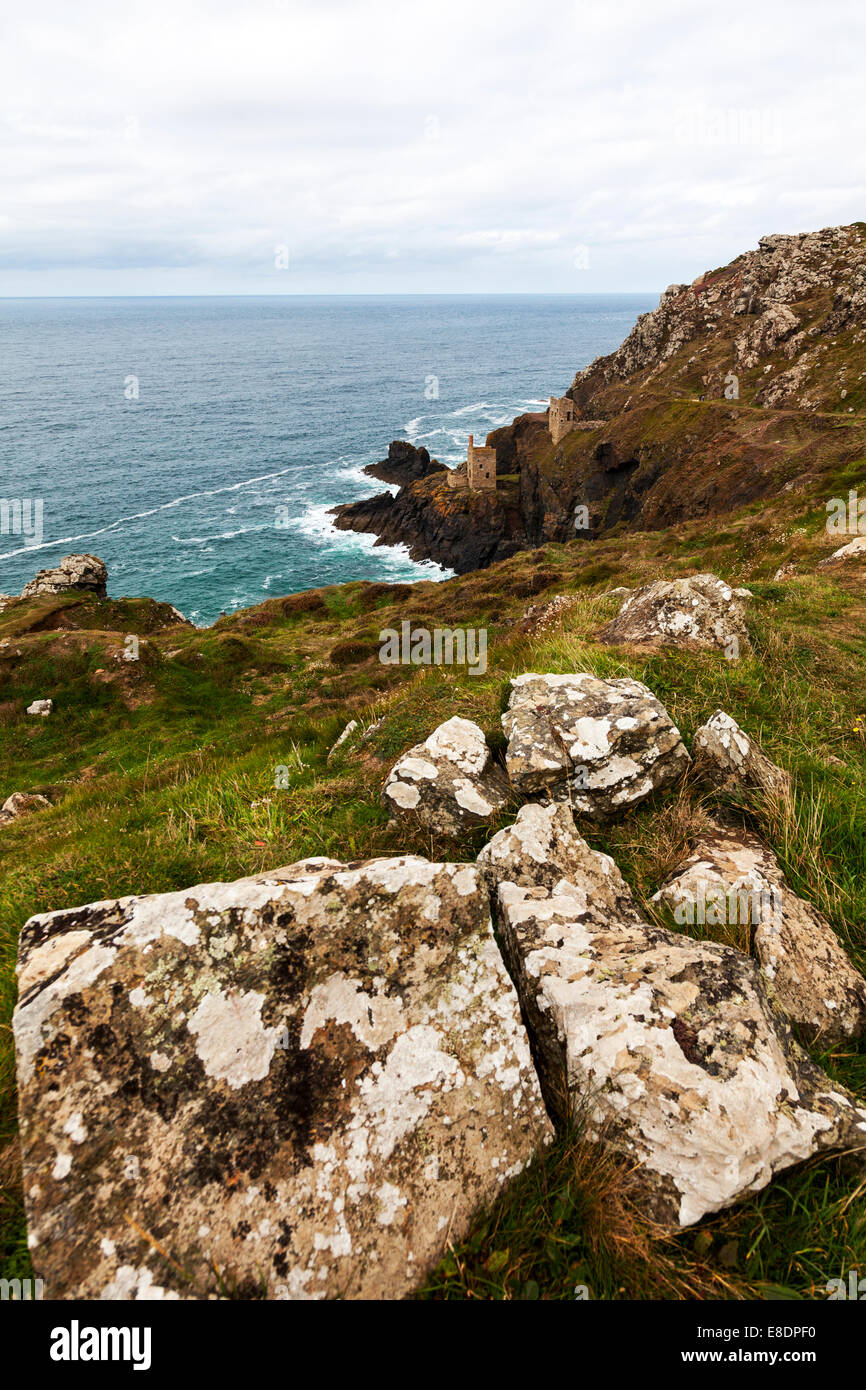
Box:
left=0, top=294, right=654, bottom=625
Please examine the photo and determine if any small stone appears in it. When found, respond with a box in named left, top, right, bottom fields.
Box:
left=718, top=1240, right=739, bottom=1269
left=692, top=710, right=791, bottom=800
left=0, top=792, right=51, bottom=826
left=26, top=700, right=53, bottom=718
left=693, top=1230, right=713, bottom=1258
left=383, top=716, right=510, bottom=836
left=327, top=720, right=358, bottom=761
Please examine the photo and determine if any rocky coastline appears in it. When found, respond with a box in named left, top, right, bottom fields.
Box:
left=331, top=224, right=866, bottom=574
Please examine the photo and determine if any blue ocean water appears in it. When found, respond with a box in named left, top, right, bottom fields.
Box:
left=0, top=295, right=653, bottom=625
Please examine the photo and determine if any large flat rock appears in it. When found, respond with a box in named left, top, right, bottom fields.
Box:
left=14, top=856, right=551, bottom=1300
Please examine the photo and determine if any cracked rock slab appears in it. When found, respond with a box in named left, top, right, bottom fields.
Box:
left=502, top=672, right=689, bottom=818
left=382, top=716, right=510, bottom=836
left=692, top=709, right=791, bottom=799
left=14, top=856, right=551, bottom=1300
left=653, top=827, right=866, bottom=1046
left=599, top=574, right=752, bottom=655
left=480, top=802, right=866, bottom=1227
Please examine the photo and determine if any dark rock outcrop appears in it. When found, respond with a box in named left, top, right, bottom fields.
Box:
left=331, top=413, right=570, bottom=573
left=363, top=440, right=446, bottom=486
left=330, top=474, right=528, bottom=573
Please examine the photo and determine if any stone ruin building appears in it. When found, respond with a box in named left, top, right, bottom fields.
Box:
left=446, top=434, right=497, bottom=491
left=548, top=395, right=581, bottom=444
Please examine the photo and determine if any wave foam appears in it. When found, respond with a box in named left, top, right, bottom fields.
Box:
left=290, top=503, right=452, bottom=581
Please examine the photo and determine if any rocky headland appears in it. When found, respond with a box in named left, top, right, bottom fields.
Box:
left=332, top=223, right=866, bottom=573
left=362, top=439, right=447, bottom=487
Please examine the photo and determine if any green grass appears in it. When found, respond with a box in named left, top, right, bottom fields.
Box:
left=2, top=493, right=866, bottom=1299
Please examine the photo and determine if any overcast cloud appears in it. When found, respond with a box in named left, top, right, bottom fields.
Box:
left=1, top=0, right=865, bottom=295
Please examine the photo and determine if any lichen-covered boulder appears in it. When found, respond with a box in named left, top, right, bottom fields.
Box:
left=13, top=856, right=551, bottom=1301
left=501, top=673, right=689, bottom=819
left=653, top=827, right=866, bottom=1045
left=692, top=709, right=791, bottom=799
left=480, top=802, right=866, bottom=1227
left=478, top=800, right=642, bottom=915
left=0, top=792, right=50, bottom=826
left=382, top=716, right=510, bottom=836
left=599, top=574, right=752, bottom=655
left=21, top=553, right=108, bottom=599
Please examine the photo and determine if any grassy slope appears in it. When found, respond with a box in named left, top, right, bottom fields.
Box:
left=1, top=471, right=865, bottom=1299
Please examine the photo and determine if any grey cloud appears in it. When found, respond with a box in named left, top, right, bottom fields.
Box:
left=0, top=0, right=864, bottom=294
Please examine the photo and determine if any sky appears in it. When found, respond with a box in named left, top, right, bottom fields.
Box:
left=1, top=0, right=865, bottom=296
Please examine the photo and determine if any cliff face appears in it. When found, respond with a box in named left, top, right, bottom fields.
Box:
left=332, top=224, right=866, bottom=570
left=569, top=224, right=866, bottom=411
left=331, top=466, right=529, bottom=573
left=331, top=414, right=572, bottom=573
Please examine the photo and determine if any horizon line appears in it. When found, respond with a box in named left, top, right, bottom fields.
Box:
left=0, top=288, right=660, bottom=301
